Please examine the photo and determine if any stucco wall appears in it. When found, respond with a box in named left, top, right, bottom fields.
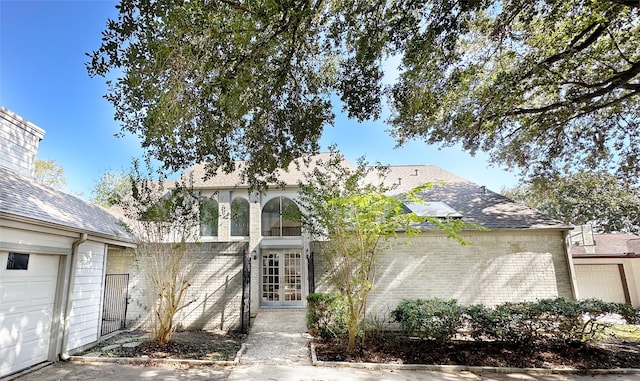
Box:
left=314, top=229, right=574, bottom=319
left=107, top=242, right=246, bottom=331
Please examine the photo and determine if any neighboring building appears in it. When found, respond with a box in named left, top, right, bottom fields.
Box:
left=570, top=226, right=640, bottom=307
left=0, top=107, right=135, bottom=378
left=115, top=154, right=576, bottom=331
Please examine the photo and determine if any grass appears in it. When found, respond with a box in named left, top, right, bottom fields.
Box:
left=607, top=324, right=640, bottom=341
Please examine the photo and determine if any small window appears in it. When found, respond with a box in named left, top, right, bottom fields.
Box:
left=231, top=198, right=250, bottom=236
left=7, top=253, right=29, bottom=270
left=200, top=197, right=219, bottom=236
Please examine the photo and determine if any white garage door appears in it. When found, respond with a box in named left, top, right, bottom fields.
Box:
left=0, top=253, right=60, bottom=377
left=574, top=264, right=627, bottom=304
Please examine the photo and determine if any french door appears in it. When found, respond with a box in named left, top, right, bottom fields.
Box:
left=261, top=250, right=304, bottom=306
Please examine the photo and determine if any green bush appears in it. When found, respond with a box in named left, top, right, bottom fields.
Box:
left=465, top=299, right=582, bottom=344
left=465, top=298, right=640, bottom=345
left=393, top=297, right=640, bottom=346
left=306, top=293, right=348, bottom=339
left=391, top=298, right=463, bottom=343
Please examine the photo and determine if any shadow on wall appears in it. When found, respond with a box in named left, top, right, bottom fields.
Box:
left=105, top=242, right=246, bottom=332
left=367, top=233, right=569, bottom=316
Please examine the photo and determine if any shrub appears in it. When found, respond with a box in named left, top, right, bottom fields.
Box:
left=391, top=298, right=463, bottom=343
left=465, top=298, right=640, bottom=345
left=306, top=293, right=348, bottom=339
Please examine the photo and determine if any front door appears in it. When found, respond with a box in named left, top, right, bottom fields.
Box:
left=261, top=250, right=304, bottom=307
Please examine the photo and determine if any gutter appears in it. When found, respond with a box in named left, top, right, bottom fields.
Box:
left=60, top=232, right=88, bottom=360
left=562, top=229, right=579, bottom=300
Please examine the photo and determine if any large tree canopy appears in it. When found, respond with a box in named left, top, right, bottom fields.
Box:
left=502, top=171, right=640, bottom=234
left=88, top=0, right=640, bottom=187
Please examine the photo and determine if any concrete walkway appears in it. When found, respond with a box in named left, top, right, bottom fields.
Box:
left=239, top=308, right=311, bottom=366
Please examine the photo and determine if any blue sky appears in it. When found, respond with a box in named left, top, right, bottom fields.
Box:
left=0, top=0, right=518, bottom=199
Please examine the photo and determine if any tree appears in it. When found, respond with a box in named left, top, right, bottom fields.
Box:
left=117, top=161, right=200, bottom=343
left=296, top=150, right=471, bottom=353
left=91, top=169, right=132, bottom=207
left=502, top=171, right=640, bottom=234
left=34, top=159, right=67, bottom=190
left=88, top=0, right=640, bottom=187
left=388, top=0, right=640, bottom=182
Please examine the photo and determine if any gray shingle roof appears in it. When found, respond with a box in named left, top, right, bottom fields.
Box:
left=0, top=166, right=134, bottom=241
left=185, top=153, right=339, bottom=188
left=183, top=154, right=569, bottom=231
left=412, top=182, right=570, bottom=230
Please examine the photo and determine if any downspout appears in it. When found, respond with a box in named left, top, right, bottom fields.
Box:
left=562, top=229, right=579, bottom=300
left=60, top=232, right=88, bottom=360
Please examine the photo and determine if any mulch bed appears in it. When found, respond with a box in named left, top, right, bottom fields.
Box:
left=87, top=330, right=245, bottom=361
left=314, top=335, right=640, bottom=369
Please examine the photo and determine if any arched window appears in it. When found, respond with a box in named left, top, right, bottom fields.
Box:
left=231, top=197, right=250, bottom=236
left=261, top=197, right=301, bottom=237
left=200, top=198, right=218, bottom=236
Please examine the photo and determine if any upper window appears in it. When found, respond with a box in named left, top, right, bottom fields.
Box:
left=200, top=198, right=219, bottom=236
left=261, top=197, right=301, bottom=237
left=231, top=198, right=250, bottom=236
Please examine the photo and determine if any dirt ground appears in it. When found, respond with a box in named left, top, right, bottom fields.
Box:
left=315, top=335, right=640, bottom=369
left=80, top=330, right=244, bottom=361
left=82, top=329, right=640, bottom=370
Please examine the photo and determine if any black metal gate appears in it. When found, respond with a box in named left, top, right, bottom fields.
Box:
left=240, top=251, right=251, bottom=333
left=101, top=274, right=129, bottom=336
left=308, top=251, right=315, bottom=294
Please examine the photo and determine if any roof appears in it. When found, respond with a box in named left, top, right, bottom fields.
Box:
left=411, top=182, right=570, bottom=230
left=184, top=152, right=342, bottom=188
left=571, top=233, right=640, bottom=255
left=0, top=166, right=134, bottom=242
left=184, top=154, right=569, bottom=231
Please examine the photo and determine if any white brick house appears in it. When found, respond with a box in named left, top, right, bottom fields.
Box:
left=112, top=155, right=576, bottom=332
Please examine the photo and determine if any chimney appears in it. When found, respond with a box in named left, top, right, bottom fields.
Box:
left=0, top=106, right=45, bottom=177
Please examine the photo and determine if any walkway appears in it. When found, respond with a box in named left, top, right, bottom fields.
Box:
left=238, top=308, right=311, bottom=366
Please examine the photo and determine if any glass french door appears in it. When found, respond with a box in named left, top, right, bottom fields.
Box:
left=261, top=250, right=304, bottom=306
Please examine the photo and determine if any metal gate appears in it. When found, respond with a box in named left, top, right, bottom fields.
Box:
left=308, top=251, right=315, bottom=294
left=240, top=252, right=251, bottom=333
left=101, top=274, right=129, bottom=336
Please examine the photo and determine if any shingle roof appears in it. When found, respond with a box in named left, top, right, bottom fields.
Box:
left=0, top=166, right=134, bottom=241
left=183, top=154, right=569, bottom=231
left=184, top=153, right=340, bottom=188
left=411, top=182, right=570, bottom=230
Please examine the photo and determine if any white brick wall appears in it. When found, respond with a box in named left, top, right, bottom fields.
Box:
left=107, top=242, right=246, bottom=331
left=314, top=229, right=574, bottom=318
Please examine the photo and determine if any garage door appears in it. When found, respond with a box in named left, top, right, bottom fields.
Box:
left=0, top=253, right=60, bottom=377
left=574, top=264, right=628, bottom=304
